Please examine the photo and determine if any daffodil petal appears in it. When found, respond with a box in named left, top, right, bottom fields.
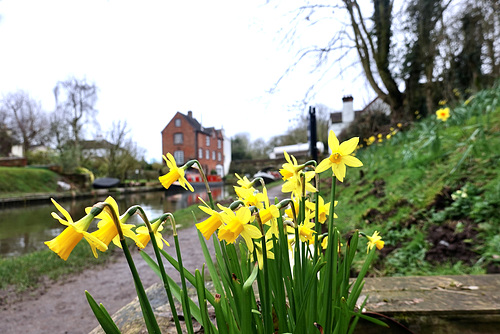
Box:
left=51, top=198, right=73, bottom=223
left=328, top=130, right=340, bottom=150
left=316, top=159, right=332, bottom=173
left=342, top=155, right=363, bottom=167
left=339, top=137, right=359, bottom=155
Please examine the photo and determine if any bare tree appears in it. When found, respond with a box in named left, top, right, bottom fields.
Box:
left=53, top=77, right=98, bottom=167
left=103, top=121, right=144, bottom=179
left=0, top=91, right=49, bottom=156
left=275, top=0, right=498, bottom=122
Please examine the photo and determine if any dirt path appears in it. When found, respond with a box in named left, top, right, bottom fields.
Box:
left=0, top=225, right=213, bottom=334
left=0, top=185, right=285, bottom=334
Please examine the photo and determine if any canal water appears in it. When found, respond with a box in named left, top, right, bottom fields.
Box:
left=0, top=186, right=230, bottom=257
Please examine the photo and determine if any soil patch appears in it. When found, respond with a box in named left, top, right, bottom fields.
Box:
left=425, top=220, right=479, bottom=265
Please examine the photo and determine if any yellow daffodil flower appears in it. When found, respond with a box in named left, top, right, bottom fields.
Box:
left=45, top=198, right=107, bottom=260
left=159, top=153, right=194, bottom=192
left=251, top=240, right=275, bottom=269
left=320, top=235, right=342, bottom=252
left=218, top=206, right=262, bottom=252
left=196, top=199, right=224, bottom=240
left=136, top=219, right=170, bottom=249
left=235, top=173, right=255, bottom=189
left=282, top=171, right=317, bottom=198
left=280, top=152, right=317, bottom=197
left=287, top=221, right=316, bottom=244
left=305, top=196, right=337, bottom=223
left=321, top=235, right=328, bottom=250
left=280, top=151, right=301, bottom=181
left=366, top=231, right=385, bottom=253
left=234, top=186, right=266, bottom=209
left=260, top=205, right=281, bottom=239
left=436, top=107, right=450, bottom=122
left=91, top=196, right=144, bottom=251
left=316, top=130, right=363, bottom=182
left=259, top=205, right=280, bottom=224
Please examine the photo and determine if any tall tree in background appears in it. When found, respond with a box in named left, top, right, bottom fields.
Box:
left=278, top=0, right=499, bottom=122
left=341, top=0, right=406, bottom=121
left=53, top=77, right=98, bottom=169
left=0, top=91, right=49, bottom=156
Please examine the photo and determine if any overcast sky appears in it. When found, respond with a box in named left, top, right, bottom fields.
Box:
left=0, top=0, right=374, bottom=162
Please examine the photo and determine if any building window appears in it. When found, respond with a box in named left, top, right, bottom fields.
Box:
left=206, top=135, right=210, bottom=146
left=212, top=151, right=216, bottom=160
left=174, top=133, right=183, bottom=144
left=198, top=148, right=203, bottom=159
left=174, top=150, right=184, bottom=164
left=175, top=118, right=181, bottom=127
left=205, top=149, right=209, bottom=159
left=218, top=152, right=221, bottom=161
left=217, top=139, right=221, bottom=149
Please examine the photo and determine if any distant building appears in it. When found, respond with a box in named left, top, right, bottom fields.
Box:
left=328, top=96, right=390, bottom=136
left=81, top=138, right=114, bottom=160
left=161, top=111, right=231, bottom=176
left=269, top=142, right=324, bottom=160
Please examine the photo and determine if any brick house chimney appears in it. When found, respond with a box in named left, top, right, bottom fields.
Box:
left=342, top=96, right=354, bottom=123
left=187, top=110, right=193, bottom=118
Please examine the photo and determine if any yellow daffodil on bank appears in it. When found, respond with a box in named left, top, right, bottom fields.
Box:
left=217, top=205, right=262, bottom=252
left=159, top=153, right=194, bottom=192
left=280, top=151, right=317, bottom=197
left=45, top=199, right=107, bottom=261
left=196, top=199, right=224, bottom=240
left=136, top=219, right=170, bottom=249
left=234, top=186, right=266, bottom=209
left=366, top=231, right=385, bottom=253
left=436, top=107, right=450, bottom=122
left=305, top=196, right=337, bottom=223
left=252, top=240, right=275, bottom=269
left=90, top=196, right=144, bottom=250
left=316, top=130, right=363, bottom=182
left=235, top=173, right=255, bottom=189
left=280, top=151, right=302, bottom=181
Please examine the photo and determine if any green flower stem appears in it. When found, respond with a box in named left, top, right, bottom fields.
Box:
left=96, top=202, right=161, bottom=333
left=138, top=210, right=182, bottom=334
left=311, top=178, right=320, bottom=330
left=324, top=176, right=337, bottom=333
left=192, top=160, right=215, bottom=210
left=120, top=237, right=162, bottom=334
left=169, top=215, right=194, bottom=334
left=256, top=214, right=273, bottom=334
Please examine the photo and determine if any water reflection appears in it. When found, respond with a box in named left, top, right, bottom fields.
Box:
left=0, top=186, right=229, bottom=257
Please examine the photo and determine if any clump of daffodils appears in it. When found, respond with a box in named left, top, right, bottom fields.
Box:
left=44, top=130, right=386, bottom=334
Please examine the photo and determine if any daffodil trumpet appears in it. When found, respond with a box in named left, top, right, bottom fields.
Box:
left=94, top=201, right=125, bottom=240
left=45, top=202, right=107, bottom=261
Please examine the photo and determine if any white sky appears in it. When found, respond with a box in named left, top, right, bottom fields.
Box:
left=0, top=0, right=375, bottom=162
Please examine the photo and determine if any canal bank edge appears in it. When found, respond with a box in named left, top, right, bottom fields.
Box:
left=0, top=185, right=165, bottom=208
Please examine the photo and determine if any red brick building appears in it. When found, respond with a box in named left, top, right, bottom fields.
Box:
left=161, top=111, right=226, bottom=176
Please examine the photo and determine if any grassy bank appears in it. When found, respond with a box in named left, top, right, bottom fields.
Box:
left=0, top=167, right=60, bottom=197
left=323, top=83, right=500, bottom=276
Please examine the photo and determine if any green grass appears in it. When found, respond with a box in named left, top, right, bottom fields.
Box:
left=0, top=241, right=113, bottom=292
left=0, top=167, right=60, bottom=196
left=319, top=82, right=500, bottom=276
